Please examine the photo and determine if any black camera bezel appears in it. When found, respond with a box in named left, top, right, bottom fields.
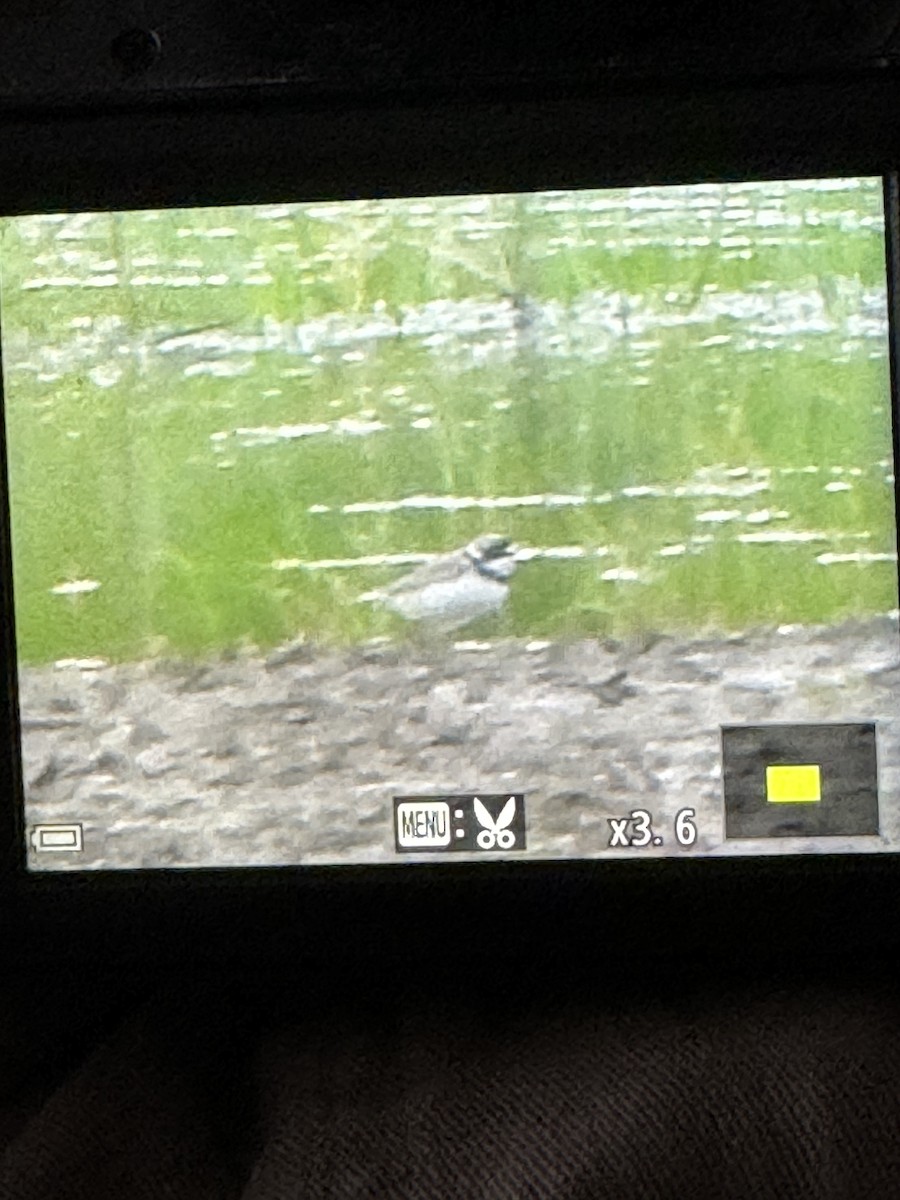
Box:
left=1, top=77, right=900, bottom=968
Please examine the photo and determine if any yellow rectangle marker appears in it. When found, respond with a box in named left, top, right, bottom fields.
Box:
left=766, top=764, right=821, bottom=804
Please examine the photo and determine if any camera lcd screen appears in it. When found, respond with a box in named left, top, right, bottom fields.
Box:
left=2, top=176, right=897, bottom=871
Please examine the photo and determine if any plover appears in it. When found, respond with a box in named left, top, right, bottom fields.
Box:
left=358, top=534, right=519, bottom=633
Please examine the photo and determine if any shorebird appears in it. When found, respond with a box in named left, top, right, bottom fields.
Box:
left=358, top=534, right=519, bottom=633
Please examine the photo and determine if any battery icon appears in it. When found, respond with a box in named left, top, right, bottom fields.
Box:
left=30, top=824, right=84, bottom=852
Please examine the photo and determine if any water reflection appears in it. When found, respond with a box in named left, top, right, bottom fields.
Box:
left=2, top=177, right=896, bottom=656
left=6, top=283, right=889, bottom=382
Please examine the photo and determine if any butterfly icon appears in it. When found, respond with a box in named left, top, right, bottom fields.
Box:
left=473, top=796, right=517, bottom=850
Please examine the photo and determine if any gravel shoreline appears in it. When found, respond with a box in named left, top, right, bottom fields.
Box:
left=19, top=614, right=900, bottom=870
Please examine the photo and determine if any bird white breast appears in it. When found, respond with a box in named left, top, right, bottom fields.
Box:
left=385, top=573, right=509, bottom=626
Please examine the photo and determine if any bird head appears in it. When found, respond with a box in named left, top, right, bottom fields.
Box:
left=465, top=534, right=520, bottom=580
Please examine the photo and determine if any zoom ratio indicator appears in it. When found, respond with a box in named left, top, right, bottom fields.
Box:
left=606, top=808, right=698, bottom=849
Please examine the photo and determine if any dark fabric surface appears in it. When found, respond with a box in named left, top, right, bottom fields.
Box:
left=0, top=960, right=896, bottom=1198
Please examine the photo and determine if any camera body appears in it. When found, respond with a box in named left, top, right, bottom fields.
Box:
left=1, top=5, right=900, bottom=966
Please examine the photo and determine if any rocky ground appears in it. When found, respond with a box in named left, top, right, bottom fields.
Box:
left=18, top=614, right=900, bottom=871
